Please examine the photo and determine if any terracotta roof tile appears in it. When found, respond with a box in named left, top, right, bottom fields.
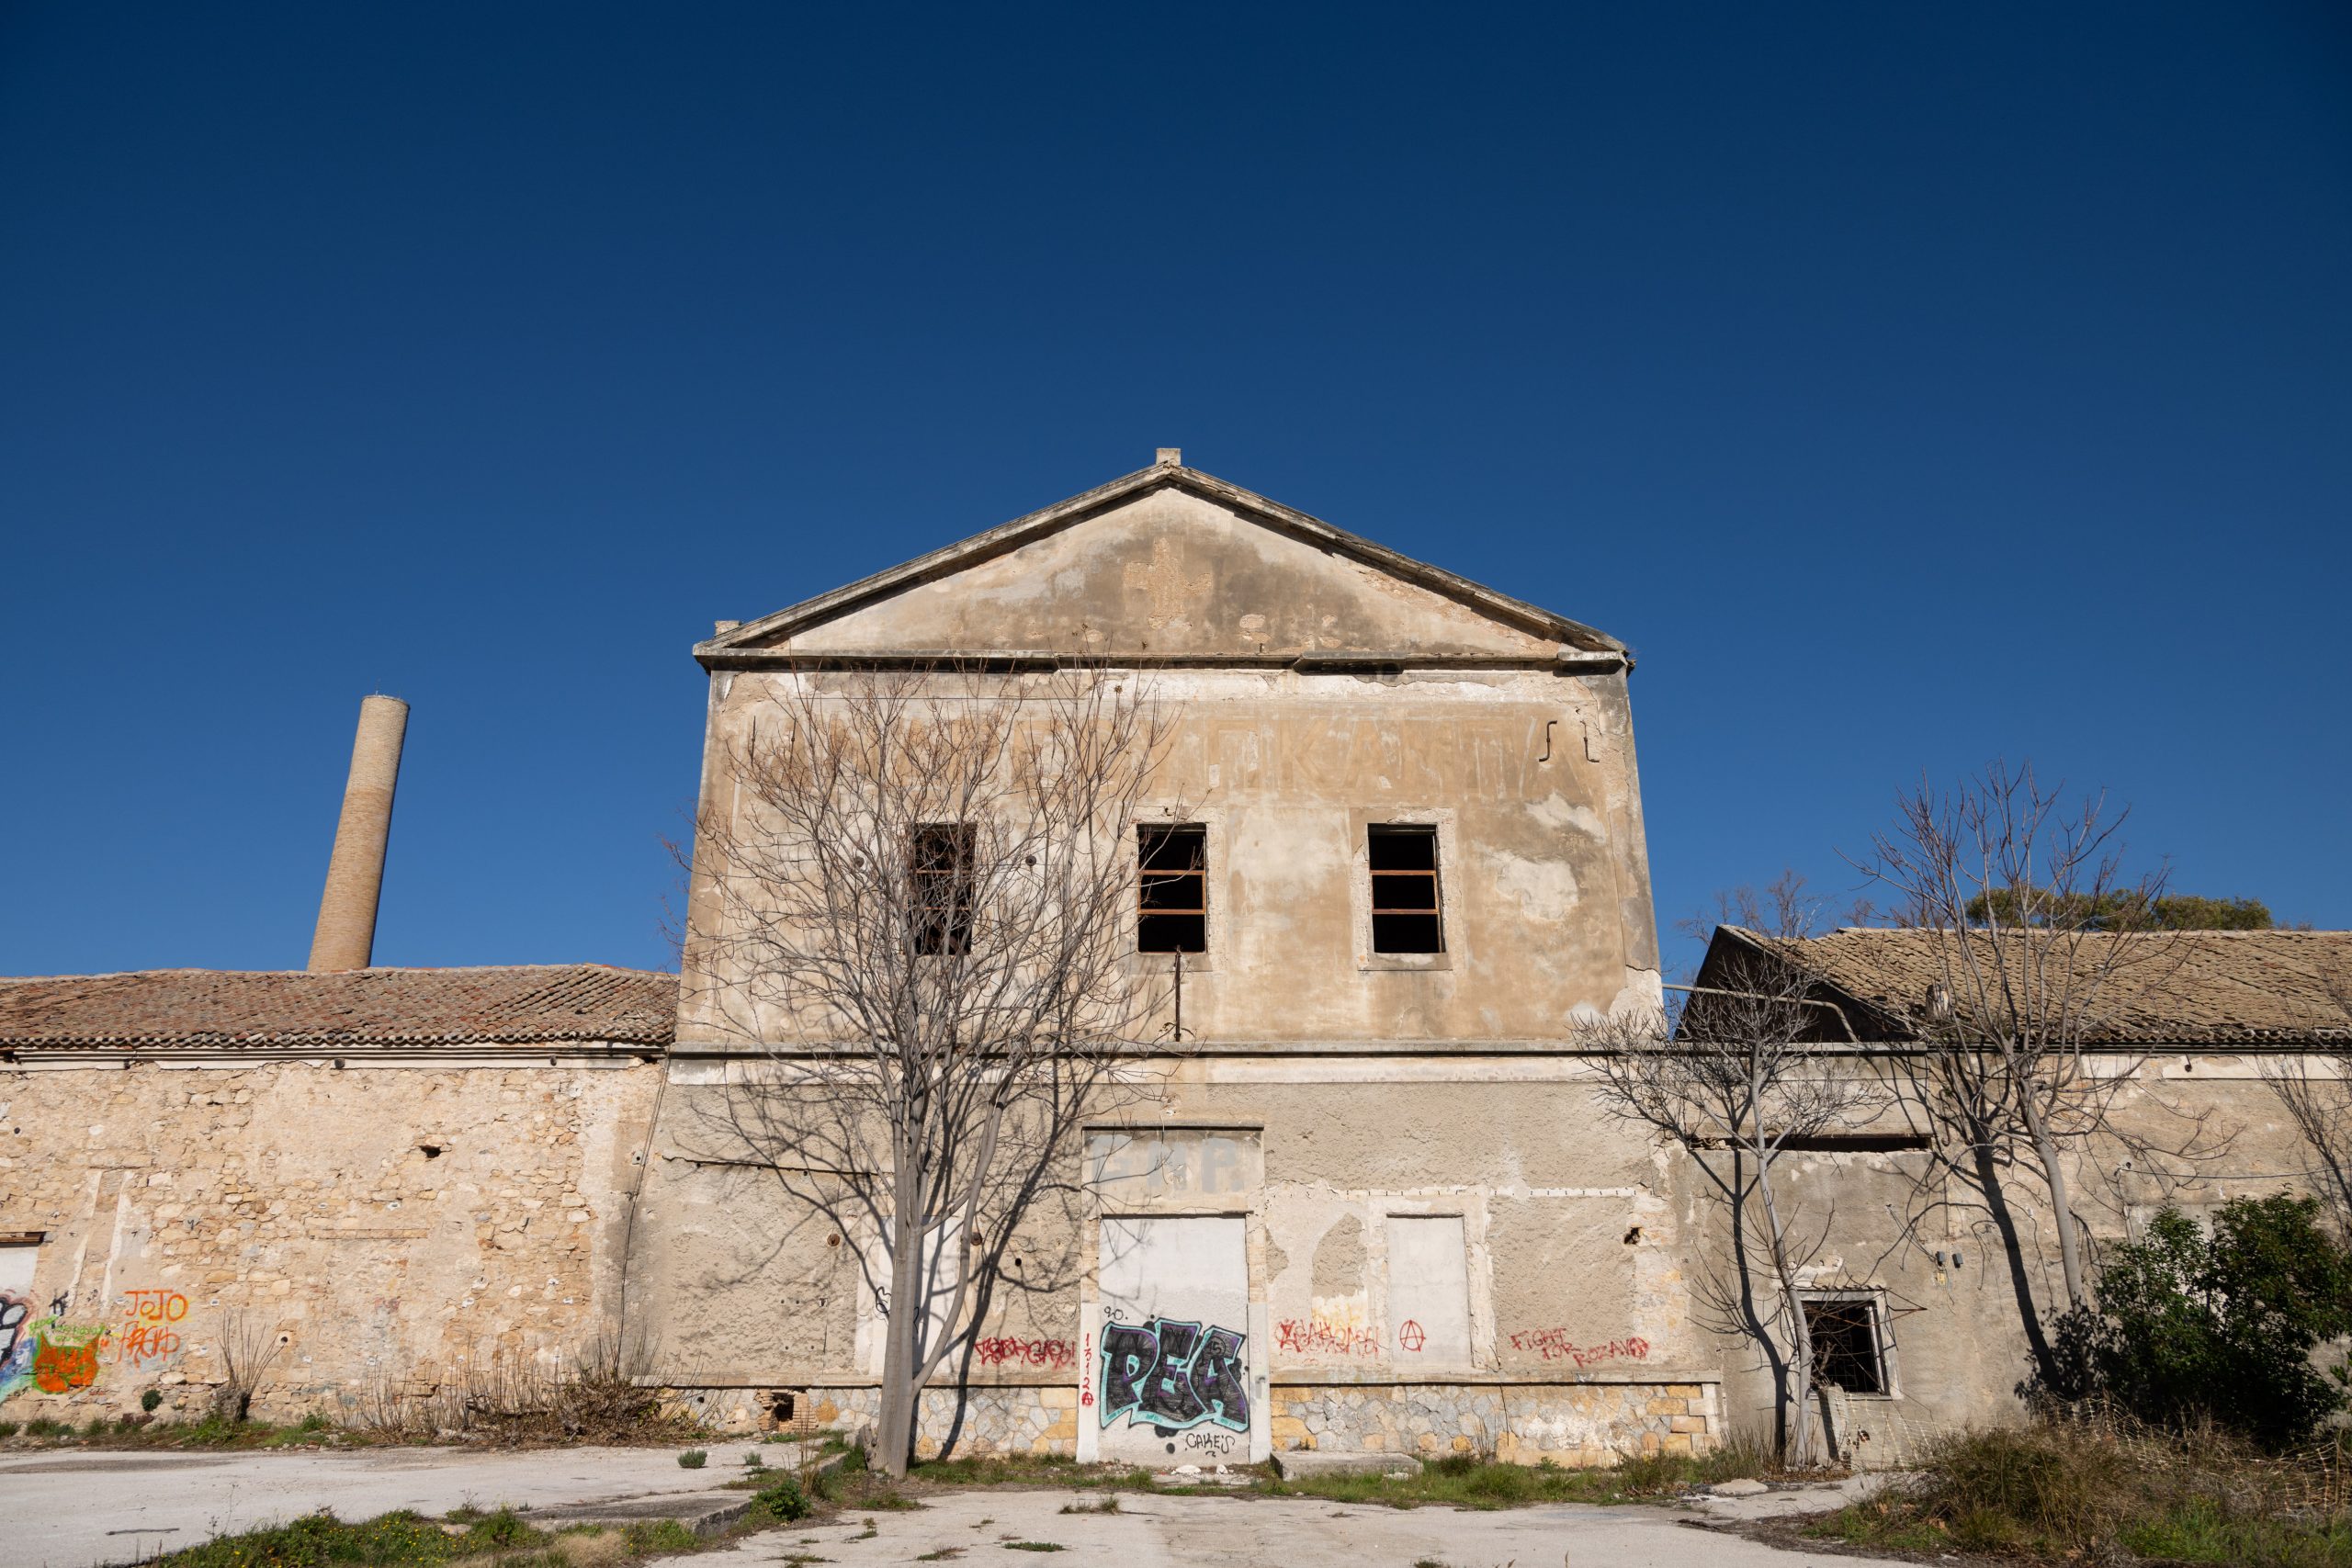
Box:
left=0, top=964, right=677, bottom=1050
left=1727, top=927, right=2352, bottom=1044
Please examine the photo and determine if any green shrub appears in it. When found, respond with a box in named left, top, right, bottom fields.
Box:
left=2036, top=1196, right=2352, bottom=1448
left=752, top=1475, right=811, bottom=1521
left=677, top=1447, right=707, bottom=1468
left=141, top=1389, right=164, bottom=1413
left=26, top=1417, right=68, bottom=1438
left=0, top=1421, right=18, bottom=1438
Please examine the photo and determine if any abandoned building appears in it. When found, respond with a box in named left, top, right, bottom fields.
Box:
left=2, top=452, right=2345, bottom=1467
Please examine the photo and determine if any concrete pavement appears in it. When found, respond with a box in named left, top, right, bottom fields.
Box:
left=0, top=1444, right=1905, bottom=1568
left=714, top=1484, right=1911, bottom=1568
left=0, top=1443, right=758, bottom=1568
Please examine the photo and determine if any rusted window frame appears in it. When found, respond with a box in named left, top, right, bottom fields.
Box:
left=1136, top=822, right=1208, bottom=954
left=1367, top=823, right=1444, bottom=954
left=909, top=822, right=976, bottom=957
left=1800, top=1290, right=1894, bottom=1397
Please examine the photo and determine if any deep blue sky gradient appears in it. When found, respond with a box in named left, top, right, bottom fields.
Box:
left=4, top=3, right=2346, bottom=980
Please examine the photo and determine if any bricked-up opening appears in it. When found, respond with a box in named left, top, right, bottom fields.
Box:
left=1368, top=824, right=1443, bottom=953
left=910, top=824, right=976, bottom=956
left=1803, top=1294, right=1887, bottom=1394
left=1137, top=824, right=1207, bottom=953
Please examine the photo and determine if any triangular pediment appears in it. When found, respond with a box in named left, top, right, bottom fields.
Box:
left=699, top=461, right=1625, bottom=668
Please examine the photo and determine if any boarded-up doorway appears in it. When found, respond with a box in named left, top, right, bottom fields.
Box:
left=1091, top=1216, right=1251, bottom=1466
left=1385, top=1214, right=1472, bottom=1366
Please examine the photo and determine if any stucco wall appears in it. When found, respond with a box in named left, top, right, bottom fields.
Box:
left=0, top=1057, right=659, bottom=1421
left=680, top=666, right=1662, bottom=1050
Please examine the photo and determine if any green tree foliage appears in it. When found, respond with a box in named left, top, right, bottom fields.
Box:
left=2038, top=1196, right=2352, bottom=1447
left=1964, top=887, right=2272, bottom=931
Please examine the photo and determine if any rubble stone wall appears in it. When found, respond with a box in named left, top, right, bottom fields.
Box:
left=0, top=1056, right=660, bottom=1422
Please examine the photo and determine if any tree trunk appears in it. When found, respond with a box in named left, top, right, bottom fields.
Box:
left=2021, top=1095, right=2087, bottom=1310
left=1755, top=1168, right=1815, bottom=1466
left=875, top=1145, right=925, bottom=1478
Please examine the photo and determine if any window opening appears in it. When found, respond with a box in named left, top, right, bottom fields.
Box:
left=1368, top=824, right=1443, bottom=953
left=1137, top=824, right=1207, bottom=953
left=910, top=824, right=976, bottom=956
left=1803, top=1294, right=1886, bottom=1394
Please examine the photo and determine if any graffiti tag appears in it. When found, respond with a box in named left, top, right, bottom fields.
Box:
left=1397, top=1319, right=1427, bottom=1353
left=1509, top=1329, right=1651, bottom=1366
left=1274, top=1317, right=1379, bottom=1357
left=1098, top=1317, right=1250, bottom=1433
left=974, top=1337, right=1077, bottom=1370
left=112, top=1290, right=189, bottom=1370
left=0, top=1293, right=33, bottom=1398
left=33, top=1323, right=107, bottom=1393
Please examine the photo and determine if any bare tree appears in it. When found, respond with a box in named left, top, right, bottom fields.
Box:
left=2259, top=958, right=2352, bottom=1235
left=679, top=664, right=1174, bottom=1476
left=1590, top=876, right=1867, bottom=1466
left=1850, top=761, right=2209, bottom=1384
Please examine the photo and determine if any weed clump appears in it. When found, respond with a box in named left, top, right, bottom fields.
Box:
left=1810, top=1418, right=2352, bottom=1565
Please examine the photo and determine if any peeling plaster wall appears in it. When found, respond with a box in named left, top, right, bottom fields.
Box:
left=680, top=666, right=1663, bottom=1048
left=0, top=1058, right=658, bottom=1420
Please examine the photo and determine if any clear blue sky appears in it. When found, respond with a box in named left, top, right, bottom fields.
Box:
left=4, top=4, right=2346, bottom=981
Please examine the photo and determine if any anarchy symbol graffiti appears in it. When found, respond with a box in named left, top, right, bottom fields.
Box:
left=1397, top=1319, right=1426, bottom=1353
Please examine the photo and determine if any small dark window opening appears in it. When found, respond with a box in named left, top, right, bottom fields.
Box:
left=1368, top=824, right=1443, bottom=953
left=1774, top=1133, right=1931, bottom=1154
left=1137, top=824, right=1207, bottom=953
left=768, top=1391, right=797, bottom=1424
left=1804, top=1295, right=1886, bottom=1394
left=910, top=824, right=976, bottom=956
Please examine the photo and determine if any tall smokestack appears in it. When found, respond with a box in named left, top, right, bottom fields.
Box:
left=308, top=695, right=408, bottom=971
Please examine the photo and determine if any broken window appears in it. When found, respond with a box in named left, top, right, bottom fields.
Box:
left=1137, top=824, right=1207, bottom=953
left=909, top=824, right=976, bottom=956
left=1368, top=824, right=1443, bottom=953
left=1803, top=1293, right=1888, bottom=1394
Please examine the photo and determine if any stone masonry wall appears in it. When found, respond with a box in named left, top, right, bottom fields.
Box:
left=1269, top=1381, right=1718, bottom=1466
left=0, top=1058, right=659, bottom=1422
left=672, top=1382, right=1081, bottom=1459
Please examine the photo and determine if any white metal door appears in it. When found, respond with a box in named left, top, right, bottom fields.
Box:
left=1091, top=1216, right=1251, bottom=1465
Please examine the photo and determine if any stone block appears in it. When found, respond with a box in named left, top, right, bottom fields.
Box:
left=1669, top=1415, right=1707, bottom=1434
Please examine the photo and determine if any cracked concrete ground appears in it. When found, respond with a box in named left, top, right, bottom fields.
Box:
left=717, top=1484, right=1911, bottom=1568
left=0, top=1445, right=750, bottom=1568
left=0, top=1446, right=1906, bottom=1568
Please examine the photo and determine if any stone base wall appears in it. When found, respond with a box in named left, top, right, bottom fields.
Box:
left=673, top=1383, right=1080, bottom=1459
left=1270, top=1381, right=1717, bottom=1467
left=0, top=1059, right=658, bottom=1423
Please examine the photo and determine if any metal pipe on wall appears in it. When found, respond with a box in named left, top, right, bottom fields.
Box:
left=307, top=695, right=408, bottom=971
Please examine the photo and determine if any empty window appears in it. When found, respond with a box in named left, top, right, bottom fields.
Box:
left=1368, top=825, right=1443, bottom=953
left=909, top=824, right=975, bottom=956
left=1137, top=824, right=1207, bottom=953
left=1803, top=1294, right=1887, bottom=1394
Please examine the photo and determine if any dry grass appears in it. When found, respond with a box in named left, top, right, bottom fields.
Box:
left=1808, top=1415, right=2352, bottom=1565
left=354, top=1330, right=704, bottom=1448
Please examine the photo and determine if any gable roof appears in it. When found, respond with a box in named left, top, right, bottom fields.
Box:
left=0, top=964, right=678, bottom=1052
left=696, top=457, right=1629, bottom=670
left=1701, top=925, right=2352, bottom=1045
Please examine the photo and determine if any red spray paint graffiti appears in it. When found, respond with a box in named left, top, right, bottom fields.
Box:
left=1274, top=1317, right=1380, bottom=1357
left=1509, top=1329, right=1651, bottom=1367
left=973, top=1337, right=1077, bottom=1370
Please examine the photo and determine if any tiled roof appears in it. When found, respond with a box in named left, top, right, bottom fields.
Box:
left=0, top=964, right=678, bottom=1050
left=1723, top=926, right=2352, bottom=1044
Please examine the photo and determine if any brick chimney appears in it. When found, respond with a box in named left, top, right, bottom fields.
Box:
left=308, top=695, right=408, bottom=971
